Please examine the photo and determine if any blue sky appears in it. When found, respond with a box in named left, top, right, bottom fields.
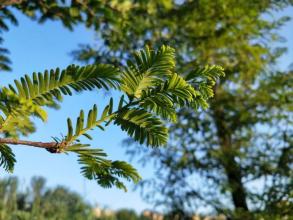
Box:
left=0, top=10, right=154, bottom=212
left=0, top=7, right=292, bottom=213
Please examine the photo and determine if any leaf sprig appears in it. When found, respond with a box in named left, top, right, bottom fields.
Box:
left=0, top=45, right=224, bottom=190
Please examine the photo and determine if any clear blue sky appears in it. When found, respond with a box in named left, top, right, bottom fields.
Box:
left=0, top=10, right=154, bottom=212
left=0, top=7, right=292, bottom=213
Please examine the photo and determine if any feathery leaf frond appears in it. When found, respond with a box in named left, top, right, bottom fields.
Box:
left=185, top=65, right=225, bottom=108
left=7, top=64, right=120, bottom=107
left=114, top=108, right=168, bottom=147
left=0, top=64, right=120, bottom=137
left=66, top=144, right=140, bottom=191
left=185, top=65, right=225, bottom=98
left=0, top=144, right=16, bottom=172
left=0, top=8, right=18, bottom=72
left=121, top=45, right=175, bottom=98
left=139, top=73, right=200, bottom=121
left=65, top=102, right=114, bottom=146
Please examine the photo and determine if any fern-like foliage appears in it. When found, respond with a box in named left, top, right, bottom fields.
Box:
left=67, top=144, right=140, bottom=191
left=139, top=73, right=200, bottom=121
left=114, top=108, right=168, bottom=146
left=8, top=64, right=119, bottom=105
left=0, top=45, right=224, bottom=190
left=65, top=103, right=114, bottom=146
left=0, top=64, right=119, bottom=137
left=185, top=65, right=225, bottom=108
left=0, top=8, right=18, bottom=72
left=121, top=45, right=175, bottom=99
left=0, top=144, right=16, bottom=172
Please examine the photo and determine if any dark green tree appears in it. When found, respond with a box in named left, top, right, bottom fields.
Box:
left=0, top=176, right=94, bottom=220
left=115, top=209, right=138, bottom=220
left=0, top=176, right=162, bottom=219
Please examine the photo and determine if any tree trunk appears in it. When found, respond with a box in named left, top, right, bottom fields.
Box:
left=222, top=153, right=249, bottom=211
left=213, top=107, right=249, bottom=212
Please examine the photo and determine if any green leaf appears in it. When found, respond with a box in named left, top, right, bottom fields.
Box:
left=69, top=7, right=80, bottom=17
left=118, top=95, right=125, bottom=110
left=67, top=118, right=73, bottom=140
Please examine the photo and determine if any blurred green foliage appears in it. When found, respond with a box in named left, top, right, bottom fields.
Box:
left=0, top=177, right=151, bottom=220
left=0, top=176, right=155, bottom=220
left=0, top=0, right=142, bottom=71
left=0, top=176, right=93, bottom=220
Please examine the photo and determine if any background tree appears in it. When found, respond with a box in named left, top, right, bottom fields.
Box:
left=115, top=209, right=138, bottom=220
left=0, top=176, right=94, bottom=220
left=0, top=0, right=139, bottom=72
left=70, top=0, right=293, bottom=218
left=0, top=176, right=162, bottom=220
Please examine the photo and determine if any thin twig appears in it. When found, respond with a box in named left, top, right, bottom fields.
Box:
left=0, top=138, right=61, bottom=152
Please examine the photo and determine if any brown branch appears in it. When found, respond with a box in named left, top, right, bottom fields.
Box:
left=0, top=138, right=62, bottom=153
left=0, top=0, right=23, bottom=8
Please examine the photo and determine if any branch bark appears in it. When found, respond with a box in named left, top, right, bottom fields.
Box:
left=0, top=0, right=23, bottom=8
left=0, top=138, right=61, bottom=153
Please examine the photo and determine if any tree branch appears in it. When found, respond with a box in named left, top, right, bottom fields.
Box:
left=0, top=138, right=61, bottom=153
left=0, top=0, right=23, bottom=8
